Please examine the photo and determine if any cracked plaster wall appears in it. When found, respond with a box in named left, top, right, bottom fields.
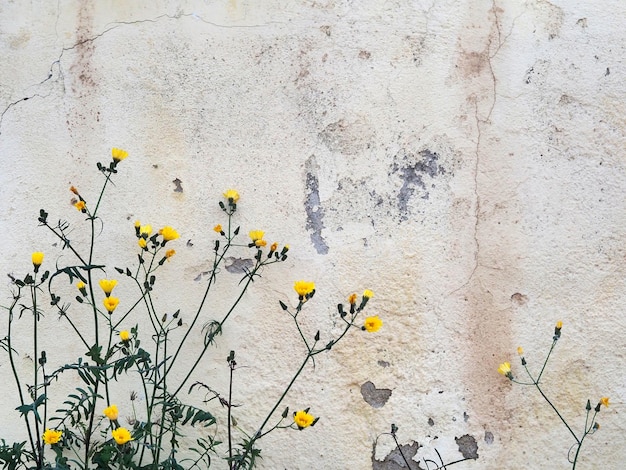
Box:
left=1, top=1, right=625, bottom=468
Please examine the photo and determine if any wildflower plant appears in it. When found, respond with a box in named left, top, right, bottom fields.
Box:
left=497, top=321, right=608, bottom=469
left=0, top=149, right=381, bottom=469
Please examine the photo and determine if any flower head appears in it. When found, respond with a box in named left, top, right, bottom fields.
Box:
left=32, top=252, right=44, bottom=269
left=159, top=226, right=180, bottom=242
left=517, top=346, right=524, bottom=356
left=70, top=186, right=79, bottom=195
left=134, top=220, right=141, bottom=228
left=363, top=316, right=383, bottom=333
left=103, top=404, right=119, bottom=421
left=111, top=427, right=133, bottom=445
left=348, top=293, right=357, bottom=305
left=223, top=189, right=240, bottom=202
left=99, top=279, right=117, bottom=296
left=293, top=410, right=315, bottom=429
left=497, top=362, right=513, bottom=379
left=270, top=242, right=278, bottom=252
left=111, top=148, right=129, bottom=163
left=138, top=238, right=147, bottom=249
left=74, top=200, right=86, bottom=212
left=77, top=281, right=87, bottom=296
left=119, top=330, right=130, bottom=342
left=249, top=230, right=264, bottom=242
left=294, top=280, right=315, bottom=299
left=556, top=320, right=563, bottom=330
left=363, top=289, right=374, bottom=299
left=600, top=397, right=610, bottom=408
left=103, top=297, right=120, bottom=313
left=139, top=225, right=152, bottom=238
left=213, top=224, right=223, bottom=233
left=42, top=429, right=62, bottom=445
left=165, top=249, right=176, bottom=260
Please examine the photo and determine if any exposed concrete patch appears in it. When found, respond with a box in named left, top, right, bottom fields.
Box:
left=360, top=380, right=392, bottom=408
left=172, top=178, right=183, bottom=192
left=304, top=155, right=329, bottom=254
left=392, top=149, right=445, bottom=219
left=372, top=441, right=421, bottom=470
left=224, top=257, right=254, bottom=274
left=484, top=431, right=494, bottom=445
left=455, top=434, right=479, bottom=460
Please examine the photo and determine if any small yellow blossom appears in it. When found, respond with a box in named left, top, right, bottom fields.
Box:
left=213, top=224, right=222, bottom=233
left=134, top=220, right=141, bottom=228
left=111, top=427, right=133, bottom=445
left=517, top=346, right=524, bottom=356
left=293, top=410, right=315, bottom=429
left=497, top=362, right=513, bottom=379
left=99, top=279, right=117, bottom=296
left=111, top=148, right=129, bottom=163
left=103, top=404, right=119, bottom=421
left=556, top=321, right=563, bottom=330
left=138, top=238, right=147, bottom=249
left=76, top=281, right=86, bottom=290
left=159, top=226, right=180, bottom=242
left=119, top=330, right=130, bottom=342
left=294, top=280, right=315, bottom=298
left=42, top=429, right=62, bottom=445
left=74, top=200, right=86, bottom=212
left=249, top=230, right=265, bottom=242
left=255, top=239, right=267, bottom=247
left=363, top=316, right=383, bottom=333
left=600, top=397, right=610, bottom=408
left=270, top=242, right=278, bottom=252
left=165, top=249, right=176, bottom=260
left=348, top=293, right=357, bottom=304
left=223, top=189, right=240, bottom=202
left=103, top=297, right=120, bottom=313
left=32, top=252, right=44, bottom=268
left=139, top=225, right=152, bottom=237
left=363, top=289, right=374, bottom=299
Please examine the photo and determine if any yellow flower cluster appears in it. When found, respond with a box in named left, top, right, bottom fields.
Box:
left=249, top=230, right=267, bottom=247
left=111, top=427, right=133, bottom=445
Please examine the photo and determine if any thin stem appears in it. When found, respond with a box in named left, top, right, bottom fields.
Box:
left=536, top=339, right=558, bottom=383
left=534, top=383, right=579, bottom=443
left=31, top=284, right=43, bottom=469
left=228, top=361, right=235, bottom=469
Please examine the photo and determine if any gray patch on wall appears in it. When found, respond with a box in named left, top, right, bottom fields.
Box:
left=225, top=257, right=254, bottom=274
left=392, top=149, right=445, bottom=220
left=360, top=381, right=392, bottom=408
left=173, top=178, right=183, bottom=192
left=304, top=155, right=329, bottom=254
left=372, top=441, right=422, bottom=470
left=455, top=434, right=478, bottom=460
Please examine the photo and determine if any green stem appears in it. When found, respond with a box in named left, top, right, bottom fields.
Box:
left=31, top=284, right=43, bottom=469
left=534, top=383, right=580, bottom=443
left=537, top=339, right=557, bottom=383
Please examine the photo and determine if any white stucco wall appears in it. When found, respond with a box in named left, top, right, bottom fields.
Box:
left=1, top=1, right=625, bottom=468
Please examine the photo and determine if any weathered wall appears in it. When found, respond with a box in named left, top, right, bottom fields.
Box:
left=1, top=1, right=625, bottom=468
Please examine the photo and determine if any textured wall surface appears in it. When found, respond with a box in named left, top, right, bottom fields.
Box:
left=1, top=1, right=625, bottom=468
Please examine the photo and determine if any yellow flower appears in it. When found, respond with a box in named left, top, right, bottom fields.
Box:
left=294, top=280, right=315, bottom=298
left=74, top=200, right=86, bottom=212
left=138, top=238, right=147, bottom=249
left=134, top=220, right=140, bottom=228
left=556, top=320, right=563, bottom=330
left=497, top=362, right=513, bottom=379
left=363, top=289, right=374, bottom=299
left=76, top=281, right=86, bottom=290
left=348, top=293, right=357, bottom=305
left=119, top=330, right=130, bottom=342
left=270, top=242, right=278, bottom=252
left=159, top=226, right=180, bottom=242
left=249, top=230, right=265, bottom=242
left=111, top=147, right=129, bottom=163
left=255, top=239, right=267, bottom=247
left=103, top=297, right=120, bottom=313
left=111, top=427, right=133, bottom=445
left=99, top=279, right=117, bottom=296
left=517, top=346, right=524, bottom=356
left=42, top=428, right=62, bottom=445
left=165, top=249, right=176, bottom=260
left=139, top=225, right=152, bottom=237
left=600, top=397, right=610, bottom=408
left=293, top=410, right=315, bottom=429
left=223, top=189, right=240, bottom=202
left=363, top=316, right=382, bottom=332
left=213, top=224, right=222, bottom=233
left=32, top=252, right=44, bottom=268
left=103, top=404, right=119, bottom=421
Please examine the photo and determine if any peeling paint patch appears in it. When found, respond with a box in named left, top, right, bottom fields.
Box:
left=392, top=149, right=446, bottom=220
left=225, top=257, right=254, bottom=274
left=484, top=431, right=494, bottom=444
left=172, top=178, right=183, bottom=192
left=372, top=441, right=421, bottom=470
left=304, top=155, right=329, bottom=254
left=455, top=434, right=478, bottom=460
left=377, top=360, right=390, bottom=368
left=360, top=381, right=392, bottom=408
